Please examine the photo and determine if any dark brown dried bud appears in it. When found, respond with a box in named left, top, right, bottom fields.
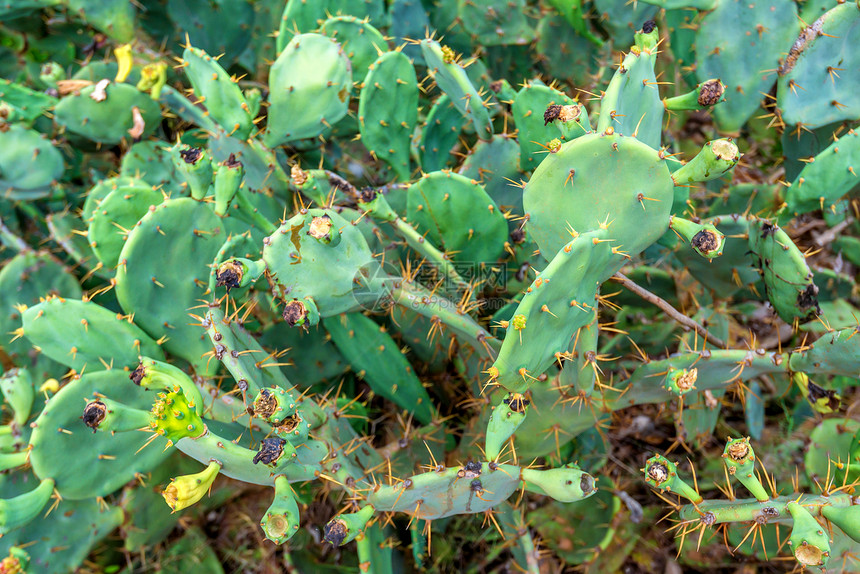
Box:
left=760, top=222, right=777, bottom=238
left=357, top=187, right=376, bottom=203
left=179, top=147, right=203, bottom=164
left=223, top=152, right=242, bottom=169
left=489, top=80, right=503, bottom=93
left=797, top=284, right=820, bottom=317
left=691, top=230, right=720, bottom=254
left=282, top=299, right=308, bottom=327
left=130, top=363, right=146, bottom=385
left=253, top=389, right=277, bottom=419
left=642, top=20, right=656, bottom=34
left=697, top=80, right=725, bottom=107
left=544, top=104, right=562, bottom=126
left=459, top=461, right=482, bottom=479
left=502, top=393, right=530, bottom=413
left=324, top=520, right=349, bottom=546
left=252, top=437, right=286, bottom=465
left=215, top=260, right=243, bottom=292
left=82, top=401, right=107, bottom=432
left=470, top=479, right=483, bottom=492
left=510, top=229, right=526, bottom=244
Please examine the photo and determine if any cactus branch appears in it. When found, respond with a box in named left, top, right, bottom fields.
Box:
left=611, top=272, right=727, bottom=348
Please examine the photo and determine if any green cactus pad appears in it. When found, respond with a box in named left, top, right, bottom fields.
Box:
left=605, top=349, right=787, bottom=410
left=181, top=45, right=255, bottom=140
left=822, top=504, right=860, bottom=544
left=359, top=51, right=418, bottom=181
left=29, top=370, right=170, bottom=499
left=319, top=16, right=388, bottom=84
left=420, top=94, right=465, bottom=172
left=204, top=306, right=292, bottom=399
left=369, top=462, right=521, bottom=519
left=804, top=418, right=859, bottom=488
left=457, top=0, right=535, bottom=46
left=54, top=82, right=161, bottom=144
left=512, top=82, right=576, bottom=171
left=784, top=128, right=860, bottom=216
left=459, top=134, right=523, bottom=216
left=0, top=124, right=63, bottom=197
left=115, top=198, right=226, bottom=371
left=0, top=497, right=123, bottom=574
left=694, top=0, right=799, bottom=134
left=0, top=478, right=54, bottom=534
left=260, top=475, right=301, bottom=544
left=484, top=392, right=529, bottom=461
left=748, top=218, right=819, bottom=323
left=88, top=181, right=164, bottom=268
left=278, top=0, right=386, bottom=48
left=597, top=25, right=662, bottom=149
left=524, top=131, right=673, bottom=260
left=420, top=39, right=493, bottom=141
left=777, top=3, right=860, bottom=129
left=66, top=0, right=135, bottom=41
left=790, top=327, right=860, bottom=381
left=81, top=176, right=141, bottom=222
left=591, top=0, right=657, bottom=45
left=490, top=230, right=621, bottom=392
left=0, top=251, right=82, bottom=362
left=119, top=140, right=186, bottom=195
left=262, top=208, right=382, bottom=317
left=406, top=171, right=508, bottom=266
left=0, top=78, right=57, bottom=125
left=21, top=296, right=164, bottom=372
left=787, top=501, right=831, bottom=567
left=323, top=312, right=436, bottom=425
left=0, top=369, right=34, bottom=427
left=175, top=427, right=326, bottom=486
left=166, top=0, right=254, bottom=62
left=264, top=33, right=352, bottom=147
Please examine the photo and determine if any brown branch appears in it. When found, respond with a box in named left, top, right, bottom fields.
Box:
left=612, top=272, right=728, bottom=349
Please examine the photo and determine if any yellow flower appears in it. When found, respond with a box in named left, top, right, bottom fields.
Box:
left=162, top=460, right=220, bottom=512
left=113, top=44, right=134, bottom=83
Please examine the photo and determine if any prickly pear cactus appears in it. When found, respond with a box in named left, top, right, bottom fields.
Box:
left=1, top=4, right=859, bottom=574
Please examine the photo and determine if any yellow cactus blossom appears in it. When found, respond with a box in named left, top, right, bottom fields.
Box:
left=114, top=43, right=134, bottom=83
left=162, top=460, right=221, bottom=512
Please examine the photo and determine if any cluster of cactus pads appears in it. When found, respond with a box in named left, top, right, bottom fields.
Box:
left=1, top=0, right=860, bottom=571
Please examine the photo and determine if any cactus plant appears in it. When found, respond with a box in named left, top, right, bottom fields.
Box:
left=1, top=4, right=859, bottom=573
